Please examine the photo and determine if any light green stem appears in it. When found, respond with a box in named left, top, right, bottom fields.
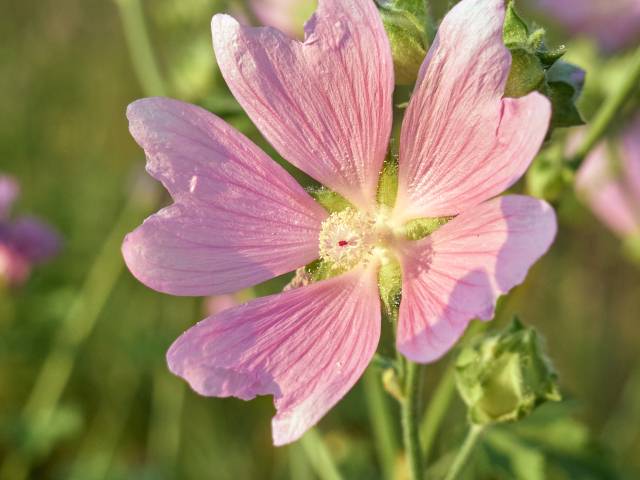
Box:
left=443, top=425, right=484, bottom=480
left=114, top=0, right=167, bottom=97
left=300, top=429, right=343, bottom=480
left=402, top=361, right=424, bottom=480
left=364, top=369, right=399, bottom=480
left=568, top=45, right=640, bottom=170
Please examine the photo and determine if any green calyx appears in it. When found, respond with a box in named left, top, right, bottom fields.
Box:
left=503, top=1, right=585, bottom=132
left=376, top=0, right=433, bottom=85
left=308, top=186, right=353, bottom=214
left=378, top=257, right=402, bottom=321
left=403, top=216, right=453, bottom=241
left=455, top=317, right=561, bottom=426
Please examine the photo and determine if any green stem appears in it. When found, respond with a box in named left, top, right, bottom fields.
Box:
left=402, top=361, right=424, bottom=480
left=114, top=0, right=167, bottom=97
left=420, top=363, right=456, bottom=463
left=300, top=429, right=343, bottom=480
left=443, top=425, right=484, bottom=480
left=363, top=369, right=399, bottom=480
left=567, top=45, right=640, bottom=170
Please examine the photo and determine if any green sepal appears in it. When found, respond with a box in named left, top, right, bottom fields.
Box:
left=403, top=216, right=454, bottom=241
left=378, top=256, right=402, bottom=321
left=543, top=61, right=586, bottom=130
left=377, top=158, right=399, bottom=208
left=376, top=0, right=432, bottom=85
left=502, top=1, right=585, bottom=131
left=503, top=1, right=529, bottom=47
left=505, top=48, right=546, bottom=98
left=304, top=259, right=347, bottom=283
left=455, top=317, right=562, bottom=426
left=307, top=186, right=353, bottom=214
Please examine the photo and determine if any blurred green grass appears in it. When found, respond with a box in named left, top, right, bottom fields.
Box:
left=0, top=0, right=639, bottom=479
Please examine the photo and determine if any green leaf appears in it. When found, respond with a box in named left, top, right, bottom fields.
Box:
left=486, top=430, right=546, bottom=480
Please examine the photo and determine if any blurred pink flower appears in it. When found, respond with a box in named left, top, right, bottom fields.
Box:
left=123, top=0, right=555, bottom=444
left=576, top=116, right=640, bottom=237
left=536, top=0, right=640, bottom=52
left=0, top=176, right=61, bottom=286
left=249, top=0, right=316, bottom=39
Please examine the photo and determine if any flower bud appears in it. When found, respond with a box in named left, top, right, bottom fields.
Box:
left=455, top=318, right=561, bottom=426
left=502, top=1, right=585, bottom=132
left=376, top=0, right=431, bottom=85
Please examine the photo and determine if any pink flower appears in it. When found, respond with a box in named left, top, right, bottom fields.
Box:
left=536, top=0, right=640, bottom=52
left=249, top=0, right=316, bottom=39
left=576, top=116, right=640, bottom=237
left=0, top=176, right=61, bottom=286
left=122, top=0, right=556, bottom=445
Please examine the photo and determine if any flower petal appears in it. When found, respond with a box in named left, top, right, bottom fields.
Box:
left=123, top=98, right=328, bottom=296
left=395, top=0, right=551, bottom=221
left=621, top=115, right=640, bottom=203
left=0, top=176, right=19, bottom=219
left=397, top=195, right=557, bottom=363
left=10, top=217, right=61, bottom=263
left=576, top=142, right=640, bottom=237
left=212, top=0, right=394, bottom=210
left=167, top=266, right=381, bottom=445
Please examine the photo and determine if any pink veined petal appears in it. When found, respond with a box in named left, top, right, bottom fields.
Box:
left=122, top=98, right=328, bottom=296
left=211, top=0, right=394, bottom=211
left=0, top=176, right=19, bottom=219
left=397, top=195, right=557, bottom=363
left=576, top=142, right=640, bottom=237
left=167, top=266, right=381, bottom=445
left=394, top=0, right=551, bottom=222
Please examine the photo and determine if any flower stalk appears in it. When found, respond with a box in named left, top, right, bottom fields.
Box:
left=443, top=425, right=484, bottom=480
left=568, top=45, right=640, bottom=170
left=401, top=360, right=424, bottom=480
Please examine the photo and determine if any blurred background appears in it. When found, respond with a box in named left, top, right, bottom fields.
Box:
left=0, top=0, right=639, bottom=479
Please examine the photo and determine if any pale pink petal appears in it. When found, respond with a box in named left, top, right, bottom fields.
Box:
left=394, top=0, right=551, bottom=222
left=0, top=176, right=19, bottom=219
left=576, top=142, right=640, bottom=237
left=123, top=98, right=327, bottom=296
left=212, top=0, right=394, bottom=211
left=397, top=196, right=557, bottom=363
left=167, top=267, right=381, bottom=445
left=621, top=115, right=640, bottom=203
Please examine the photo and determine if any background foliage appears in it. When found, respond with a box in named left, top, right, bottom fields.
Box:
left=0, top=0, right=639, bottom=478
